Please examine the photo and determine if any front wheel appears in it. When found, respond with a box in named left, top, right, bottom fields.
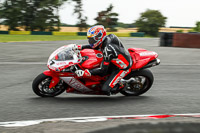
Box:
left=120, top=69, right=154, bottom=96
left=32, top=73, right=66, bottom=97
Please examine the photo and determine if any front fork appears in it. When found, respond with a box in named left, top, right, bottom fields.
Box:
left=43, top=70, right=60, bottom=88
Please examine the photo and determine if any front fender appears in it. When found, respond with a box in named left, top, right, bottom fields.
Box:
left=43, top=70, right=60, bottom=88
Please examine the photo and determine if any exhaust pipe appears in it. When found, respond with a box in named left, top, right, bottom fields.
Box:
left=121, top=78, right=136, bottom=84
left=142, top=58, right=160, bottom=69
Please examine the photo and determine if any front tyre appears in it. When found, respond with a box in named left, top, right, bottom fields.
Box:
left=120, top=69, right=154, bottom=96
left=32, top=73, right=66, bottom=97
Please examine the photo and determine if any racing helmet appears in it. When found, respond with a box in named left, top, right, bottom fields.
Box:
left=87, top=25, right=106, bottom=48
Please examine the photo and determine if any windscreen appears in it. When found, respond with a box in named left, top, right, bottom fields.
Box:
left=54, top=50, right=74, bottom=61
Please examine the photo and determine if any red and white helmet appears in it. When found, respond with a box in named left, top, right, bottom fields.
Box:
left=87, top=25, right=106, bottom=48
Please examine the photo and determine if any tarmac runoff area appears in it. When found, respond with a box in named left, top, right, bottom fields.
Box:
left=0, top=114, right=200, bottom=133
left=0, top=38, right=200, bottom=132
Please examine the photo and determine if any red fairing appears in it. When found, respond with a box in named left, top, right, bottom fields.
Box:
left=128, top=48, right=158, bottom=70
left=43, top=70, right=75, bottom=88
left=43, top=70, right=56, bottom=77
left=80, top=49, right=103, bottom=69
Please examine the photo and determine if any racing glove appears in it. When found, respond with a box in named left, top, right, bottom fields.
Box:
left=77, top=45, right=82, bottom=50
left=72, top=44, right=82, bottom=51
left=75, top=69, right=91, bottom=78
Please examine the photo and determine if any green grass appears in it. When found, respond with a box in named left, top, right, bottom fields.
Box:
left=0, top=35, right=86, bottom=42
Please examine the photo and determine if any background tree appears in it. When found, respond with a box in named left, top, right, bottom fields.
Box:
left=193, top=21, right=200, bottom=32
left=117, top=22, right=136, bottom=28
left=135, top=9, right=167, bottom=37
left=0, top=0, right=22, bottom=30
left=95, top=4, right=118, bottom=32
left=73, top=0, right=88, bottom=31
left=0, top=0, right=67, bottom=31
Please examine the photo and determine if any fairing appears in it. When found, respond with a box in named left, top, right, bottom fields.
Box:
left=128, top=48, right=158, bottom=70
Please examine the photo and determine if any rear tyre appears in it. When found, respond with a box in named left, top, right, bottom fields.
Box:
left=32, top=73, right=66, bottom=97
left=120, top=69, right=154, bottom=96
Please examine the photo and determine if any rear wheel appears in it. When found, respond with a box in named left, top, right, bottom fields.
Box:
left=32, top=73, right=66, bottom=97
left=120, top=69, right=154, bottom=96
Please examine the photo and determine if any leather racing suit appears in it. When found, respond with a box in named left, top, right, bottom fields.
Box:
left=80, top=34, right=132, bottom=94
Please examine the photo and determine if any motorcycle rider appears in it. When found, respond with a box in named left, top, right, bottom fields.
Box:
left=75, top=25, right=132, bottom=95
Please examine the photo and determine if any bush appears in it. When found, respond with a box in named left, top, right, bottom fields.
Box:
left=176, top=30, right=183, bottom=33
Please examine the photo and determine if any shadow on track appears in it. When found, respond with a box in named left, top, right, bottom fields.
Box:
left=28, top=95, right=151, bottom=104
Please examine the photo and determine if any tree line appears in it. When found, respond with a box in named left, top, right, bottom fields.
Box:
left=0, top=0, right=66, bottom=31
left=0, top=0, right=199, bottom=36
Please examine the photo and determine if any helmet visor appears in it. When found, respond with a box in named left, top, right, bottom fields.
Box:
left=88, top=37, right=97, bottom=45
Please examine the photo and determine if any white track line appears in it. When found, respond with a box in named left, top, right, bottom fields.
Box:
left=0, top=113, right=200, bottom=127
left=160, top=64, right=200, bottom=66
left=0, top=62, right=46, bottom=65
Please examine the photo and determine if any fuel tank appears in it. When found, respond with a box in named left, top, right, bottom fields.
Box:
left=80, top=49, right=103, bottom=69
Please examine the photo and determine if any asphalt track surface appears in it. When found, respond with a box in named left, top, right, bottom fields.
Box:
left=0, top=38, right=200, bottom=132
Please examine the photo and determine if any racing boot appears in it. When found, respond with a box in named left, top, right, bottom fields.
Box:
left=102, top=90, right=111, bottom=96
left=110, top=84, right=121, bottom=95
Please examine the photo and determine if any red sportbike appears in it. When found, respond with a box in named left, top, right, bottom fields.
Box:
left=32, top=44, right=160, bottom=97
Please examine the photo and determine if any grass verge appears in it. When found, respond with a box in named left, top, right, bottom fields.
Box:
left=0, top=35, right=86, bottom=42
